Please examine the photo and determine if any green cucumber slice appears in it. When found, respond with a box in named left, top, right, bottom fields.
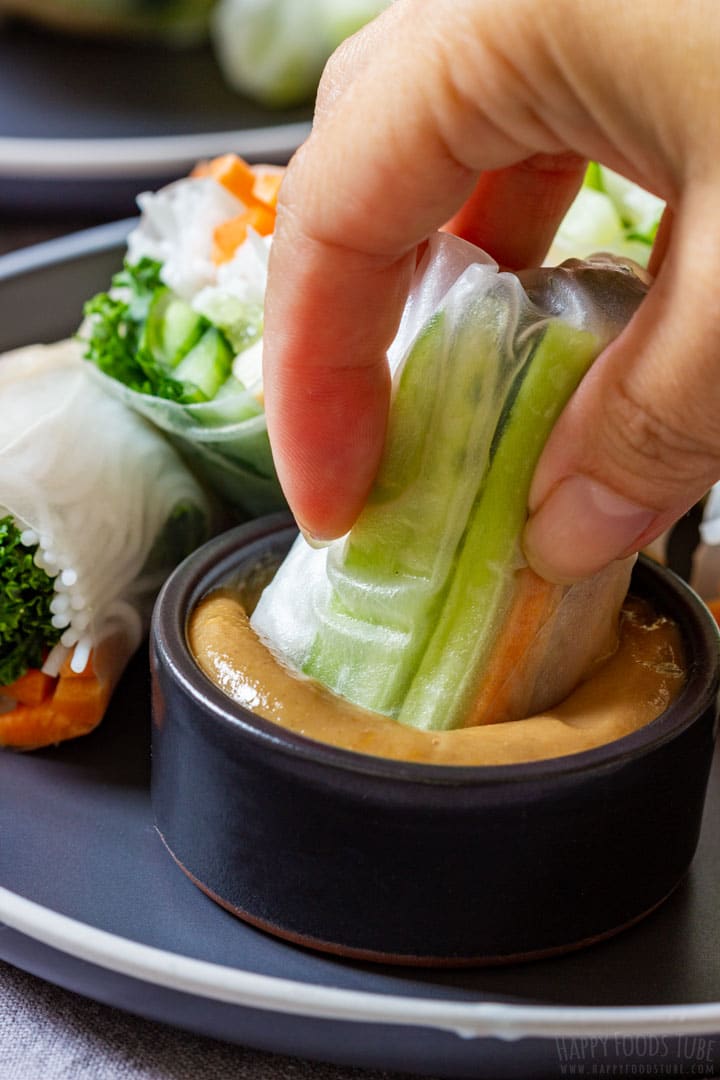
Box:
left=302, top=282, right=532, bottom=714
left=141, top=290, right=205, bottom=368
left=193, top=374, right=264, bottom=426
left=398, top=319, right=598, bottom=730
left=161, top=297, right=207, bottom=367
left=173, top=327, right=233, bottom=400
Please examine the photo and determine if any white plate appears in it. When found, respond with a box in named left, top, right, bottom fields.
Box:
left=0, top=20, right=311, bottom=209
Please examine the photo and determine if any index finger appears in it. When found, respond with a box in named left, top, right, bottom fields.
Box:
left=263, top=3, right=577, bottom=538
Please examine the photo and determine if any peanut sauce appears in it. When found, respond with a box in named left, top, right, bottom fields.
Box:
left=188, top=590, right=685, bottom=766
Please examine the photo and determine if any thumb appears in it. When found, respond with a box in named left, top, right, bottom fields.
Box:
left=523, top=188, right=720, bottom=584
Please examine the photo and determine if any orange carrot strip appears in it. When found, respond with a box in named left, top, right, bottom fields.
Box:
left=213, top=204, right=276, bottom=264
left=0, top=702, right=60, bottom=749
left=3, top=667, right=54, bottom=707
left=192, top=155, right=282, bottom=264
left=192, top=153, right=258, bottom=203
left=0, top=655, right=112, bottom=748
left=462, top=568, right=559, bottom=727
left=0, top=697, right=104, bottom=748
left=192, top=154, right=283, bottom=207
left=252, top=168, right=283, bottom=209
left=51, top=672, right=111, bottom=729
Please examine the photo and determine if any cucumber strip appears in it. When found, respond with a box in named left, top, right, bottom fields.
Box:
left=198, top=297, right=264, bottom=354
left=160, top=297, right=206, bottom=367
left=139, top=286, right=171, bottom=360
left=173, top=327, right=233, bottom=400
left=141, top=289, right=206, bottom=369
left=251, top=247, right=650, bottom=726
left=397, top=319, right=598, bottom=730
left=193, top=374, right=264, bottom=427
left=303, top=276, right=533, bottom=714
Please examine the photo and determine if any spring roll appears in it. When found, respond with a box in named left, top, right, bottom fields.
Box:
left=252, top=234, right=649, bottom=731
left=0, top=340, right=212, bottom=749
left=81, top=155, right=286, bottom=517
left=212, top=0, right=389, bottom=108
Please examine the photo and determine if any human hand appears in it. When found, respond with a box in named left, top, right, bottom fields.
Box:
left=263, top=0, right=720, bottom=582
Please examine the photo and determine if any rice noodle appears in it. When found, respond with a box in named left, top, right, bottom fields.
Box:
left=0, top=338, right=211, bottom=684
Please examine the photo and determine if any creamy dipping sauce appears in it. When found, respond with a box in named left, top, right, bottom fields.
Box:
left=188, top=587, right=686, bottom=766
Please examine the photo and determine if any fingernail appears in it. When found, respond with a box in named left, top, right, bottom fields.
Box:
left=298, top=523, right=333, bottom=550
left=523, top=475, right=656, bottom=584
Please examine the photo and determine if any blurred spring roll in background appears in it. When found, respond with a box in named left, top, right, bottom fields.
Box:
left=0, top=341, right=212, bottom=749
left=81, top=155, right=286, bottom=518
left=252, top=234, right=649, bottom=732
left=211, top=0, right=389, bottom=107
left=0, top=0, right=385, bottom=105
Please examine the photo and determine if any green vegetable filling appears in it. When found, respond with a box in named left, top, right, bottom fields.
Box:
left=398, top=321, right=597, bottom=729
left=82, top=258, right=245, bottom=409
left=303, top=310, right=599, bottom=730
left=0, top=517, right=60, bottom=687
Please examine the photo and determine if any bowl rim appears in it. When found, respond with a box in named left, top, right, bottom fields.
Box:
left=151, top=512, right=720, bottom=787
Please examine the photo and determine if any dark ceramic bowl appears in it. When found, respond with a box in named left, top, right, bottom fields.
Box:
left=150, top=513, right=720, bottom=966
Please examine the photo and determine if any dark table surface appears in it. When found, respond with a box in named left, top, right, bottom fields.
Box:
left=0, top=219, right=101, bottom=257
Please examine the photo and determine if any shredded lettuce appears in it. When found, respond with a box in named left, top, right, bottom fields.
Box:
left=0, top=516, right=60, bottom=687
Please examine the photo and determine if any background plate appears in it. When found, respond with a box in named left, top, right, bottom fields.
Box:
left=0, top=20, right=311, bottom=214
left=1, top=228, right=720, bottom=1080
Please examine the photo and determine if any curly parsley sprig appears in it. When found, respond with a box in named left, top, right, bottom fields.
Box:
left=0, top=516, right=60, bottom=686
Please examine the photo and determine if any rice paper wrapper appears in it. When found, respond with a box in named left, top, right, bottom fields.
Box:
left=82, top=175, right=286, bottom=518
left=87, top=366, right=285, bottom=518
left=0, top=340, right=212, bottom=744
left=252, top=234, right=647, bottom=731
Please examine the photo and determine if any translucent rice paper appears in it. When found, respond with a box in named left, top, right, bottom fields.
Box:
left=88, top=366, right=279, bottom=519
left=0, top=339, right=212, bottom=685
left=252, top=234, right=648, bottom=732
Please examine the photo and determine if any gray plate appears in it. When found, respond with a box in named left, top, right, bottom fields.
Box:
left=2, top=227, right=720, bottom=1080
left=0, top=21, right=311, bottom=213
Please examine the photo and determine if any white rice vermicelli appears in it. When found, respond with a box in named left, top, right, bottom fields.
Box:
left=0, top=339, right=211, bottom=678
